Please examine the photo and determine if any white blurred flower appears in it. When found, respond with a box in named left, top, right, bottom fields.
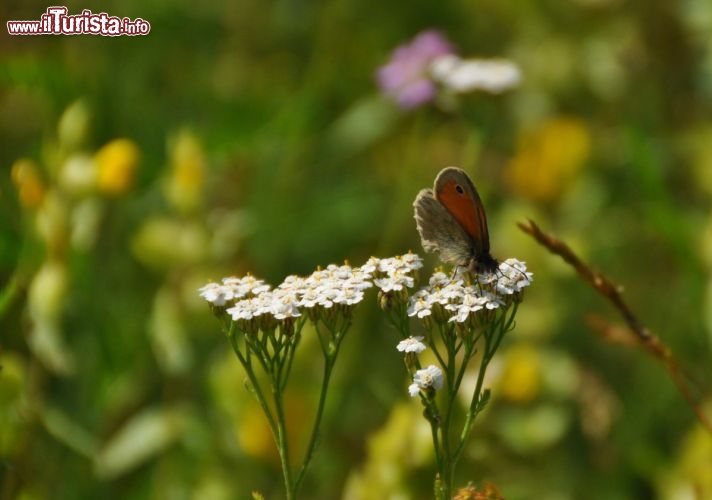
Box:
left=431, top=55, right=521, bottom=93
left=397, top=336, right=427, bottom=354
left=409, top=365, right=444, bottom=397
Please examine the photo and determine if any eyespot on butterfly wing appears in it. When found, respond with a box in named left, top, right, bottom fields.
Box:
left=413, top=167, right=498, bottom=273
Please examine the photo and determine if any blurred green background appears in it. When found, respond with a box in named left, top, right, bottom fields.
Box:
left=2, top=0, right=712, bottom=498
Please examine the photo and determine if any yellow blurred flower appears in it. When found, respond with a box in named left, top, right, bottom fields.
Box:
left=237, top=393, right=308, bottom=464
left=504, top=117, right=591, bottom=204
left=11, top=158, right=46, bottom=208
left=95, top=139, right=140, bottom=196
left=343, top=402, right=432, bottom=500
left=237, top=400, right=278, bottom=463
left=165, top=130, right=205, bottom=213
left=497, top=344, right=542, bottom=403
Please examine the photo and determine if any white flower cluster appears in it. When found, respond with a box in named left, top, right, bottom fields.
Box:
left=198, top=275, right=271, bottom=307
left=430, top=54, right=521, bottom=94
left=198, top=259, right=392, bottom=324
left=367, top=253, right=423, bottom=292
left=491, top=258, right=534, bottom=295
left=408, top=364, right=444, bottom=397
left=224, top=264, right=374, bottom=322
left=407, top=258, right=533, bottom=323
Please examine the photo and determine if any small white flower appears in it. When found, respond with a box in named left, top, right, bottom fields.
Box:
left=446, top=292, right=487, bottom=323
left=374, top=269, right=415, bottom=292
left=428, top=272, right=451, bottom=287
left=407, top=292, right=433, bottom=318
left=297, top=287, right=321, bottom=308
left=333, top=288, right=365, bottom=306
left=409, top=364, right=444, bottom=397
left=400, top=252, right=424, bottom=271
left=278, top=275, right=306, bottom=292
left=495, top=258, right=533, bottom=294
left=482, top=291, right=504, bottom=310
left=376, top=257, right=401, bottom=274
left=360, top=257, right=380, bottom=275
left=396, top=336, right=427, bottom=353
left=270, top=291, right=301, bottom=320
left=408, top=383, right=421, bottom=397
left=198, top=282, right=231, bottom=306
left=339, top=266, right=374, bottom=292
left=226, top=297, right=259, bottom=321
left=222, top=275, right=271, bottom=299
left=375, top=254, right=422, bottom=274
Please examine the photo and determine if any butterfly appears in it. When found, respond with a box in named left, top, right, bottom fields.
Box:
left=413, top=167, right=499, bottom=274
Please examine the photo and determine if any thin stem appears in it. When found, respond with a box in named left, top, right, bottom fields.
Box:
left=281, top=320, right=306, bottom=391
left=453, top=333, right=492, bottom=462
left=272, top=377, right=295, bottom=500
left=229, top=333, right=279, bottom=444
left=294, top=352, right=335, bottom=490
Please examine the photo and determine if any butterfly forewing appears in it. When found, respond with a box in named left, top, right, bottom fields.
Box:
left=433, top=167, right=492, bottom=261
left=413, top=188, right=474, bottom=267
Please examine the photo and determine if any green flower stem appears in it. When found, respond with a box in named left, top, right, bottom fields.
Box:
left=294, top=320, right=348, bottom=492
left=228, top=333, right=279, bottom=445
left=271, top=376, right=295, bottom=500
left=281, top=321, right=306, bottom=391
left=294, top=347, right=334, bottom=491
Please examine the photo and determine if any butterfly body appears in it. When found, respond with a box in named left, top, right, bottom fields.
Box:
left=413, top=167, right=498, bottom=273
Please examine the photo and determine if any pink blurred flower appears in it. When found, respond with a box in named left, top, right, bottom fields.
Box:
left=377, top=30, right=455, bottom=109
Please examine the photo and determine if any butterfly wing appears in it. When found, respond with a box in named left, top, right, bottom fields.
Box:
left=413, top=188, right=475, bottom=266
left=433, top=167, right=491, bottom=260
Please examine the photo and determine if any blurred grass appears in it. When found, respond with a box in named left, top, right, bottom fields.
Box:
left=2, top=0, right=712, bottom=498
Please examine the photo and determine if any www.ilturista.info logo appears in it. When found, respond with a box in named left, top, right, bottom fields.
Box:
left=7, top=7, right=150, bottom=36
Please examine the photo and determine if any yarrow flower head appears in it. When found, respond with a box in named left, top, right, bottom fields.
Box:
left=369, top=253, right=424, bottom=308
left=408, top=364, right=444, bottom=397
left=198, top=275, right=271, bottom=307
left=200, top=259, right=381, bottom=327
left=397, top=336, right=427, bottom=354
left=406, top=259, right=532, bottom=324
left=377, top=30, right=455, bottom=109
left=493, top=258, right=534, bottom=295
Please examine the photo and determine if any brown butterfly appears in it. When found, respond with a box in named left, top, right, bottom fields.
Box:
left=413, top=167, right=498, bottom=274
